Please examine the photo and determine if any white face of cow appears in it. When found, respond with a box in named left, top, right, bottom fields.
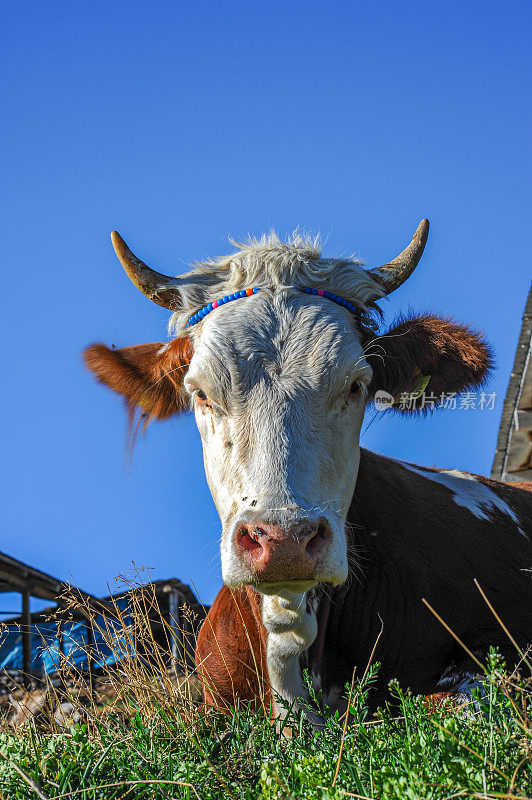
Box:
left=106, top=223, right=431, bottom=594
left=184, top=289, right=372, bottom=592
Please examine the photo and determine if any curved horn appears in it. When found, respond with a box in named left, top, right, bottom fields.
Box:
left=111, top=231, right=183, bottom=310
left=369, top=219, right=429, bottom=295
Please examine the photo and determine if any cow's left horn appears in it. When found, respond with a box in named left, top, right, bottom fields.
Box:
left=111, top=231, right=183, bottom=310
left=368, top=219, right=429, bottom=295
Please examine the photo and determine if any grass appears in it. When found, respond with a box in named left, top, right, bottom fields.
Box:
left=0, top=581, right=530, bottom=800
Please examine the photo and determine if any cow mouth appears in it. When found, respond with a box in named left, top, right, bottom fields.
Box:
left=249, top=578, right=319, bottom=595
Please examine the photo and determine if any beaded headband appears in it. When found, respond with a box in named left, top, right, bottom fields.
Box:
left=185, top=286, right=359, bottom=328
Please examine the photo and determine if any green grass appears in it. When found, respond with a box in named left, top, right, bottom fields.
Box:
left=1, top=654, right=530, bottom=800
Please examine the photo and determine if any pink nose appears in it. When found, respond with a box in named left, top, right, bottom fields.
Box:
left=235, top=518, right=332, bottom=582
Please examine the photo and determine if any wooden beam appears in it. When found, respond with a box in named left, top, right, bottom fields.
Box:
left=21, top=589, right=32, bottom=689
left=168, top=589, right=183, bottom=668
left=0, top=569, right=60, bottom=602
left=506, top=467, right=532, bottom=482
left=86, top=619, right=96, bottom=701
left=56, top=618, right=65, bottom=686
left=516, top=409, right=532, bottom=431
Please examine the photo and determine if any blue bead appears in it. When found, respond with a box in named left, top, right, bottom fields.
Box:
left=253, top=287, right=260, bottom=294
left=323, top=290, right=331, bottom=298
left=239, top=289, right=246, bottom=298
left=312, top=287, right=318, bottom=295
left=206, top=303, right=212, bottom=312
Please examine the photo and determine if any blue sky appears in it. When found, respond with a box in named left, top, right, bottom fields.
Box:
left=1, top=0, right=530, bottom=612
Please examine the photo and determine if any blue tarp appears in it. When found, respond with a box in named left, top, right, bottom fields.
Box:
left=0, top=598, right=132, bottom=675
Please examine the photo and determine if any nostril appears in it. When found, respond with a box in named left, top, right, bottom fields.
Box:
left=305, top=521, right=331, bottom=559
left=237, top=527, right=265, bottom=558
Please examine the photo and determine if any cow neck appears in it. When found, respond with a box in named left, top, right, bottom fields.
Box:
left=245, top=586, right=324, bottom=727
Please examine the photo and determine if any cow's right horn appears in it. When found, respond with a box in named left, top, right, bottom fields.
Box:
left=368, top=219, right=429, bottom=295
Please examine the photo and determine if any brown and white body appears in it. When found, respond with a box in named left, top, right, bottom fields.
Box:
left=196, top=451, right=531, bottom=720
left=84, top=221, right=532, bottom=722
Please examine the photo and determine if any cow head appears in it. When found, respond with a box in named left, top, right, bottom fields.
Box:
left=84, top=221, right=492, bottom=593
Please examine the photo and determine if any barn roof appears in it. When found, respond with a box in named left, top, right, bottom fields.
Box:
left=491, top=283, right=532, bottom=483
left=0, top=550, right=114, bottom=617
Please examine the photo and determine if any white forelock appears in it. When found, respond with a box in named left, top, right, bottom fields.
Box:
left=168, top=231, right=385, bottom=336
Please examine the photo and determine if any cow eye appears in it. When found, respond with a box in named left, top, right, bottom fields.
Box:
left=195, top=389, right=208, bottom=403
left=350, top=381, right=362, bottom=396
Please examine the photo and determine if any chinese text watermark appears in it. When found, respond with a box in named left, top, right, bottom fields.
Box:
left=374, top=390, right=497, bottom=412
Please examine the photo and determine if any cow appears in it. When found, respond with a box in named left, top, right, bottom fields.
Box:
left=84, top=220, right=532, bottom=724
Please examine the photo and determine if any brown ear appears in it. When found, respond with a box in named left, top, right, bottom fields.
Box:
left=83, top=337, right=193, bottom=424
left=366, top=314, right=493, bottom=412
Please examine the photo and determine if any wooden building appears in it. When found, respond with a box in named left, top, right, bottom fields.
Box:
left=0, top=551, right=205, bottom=689
left=491, top=284, right=532, bottom=483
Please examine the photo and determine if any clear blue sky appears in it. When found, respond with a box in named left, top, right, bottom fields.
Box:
left=1, top=0, right=530, bottom=612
